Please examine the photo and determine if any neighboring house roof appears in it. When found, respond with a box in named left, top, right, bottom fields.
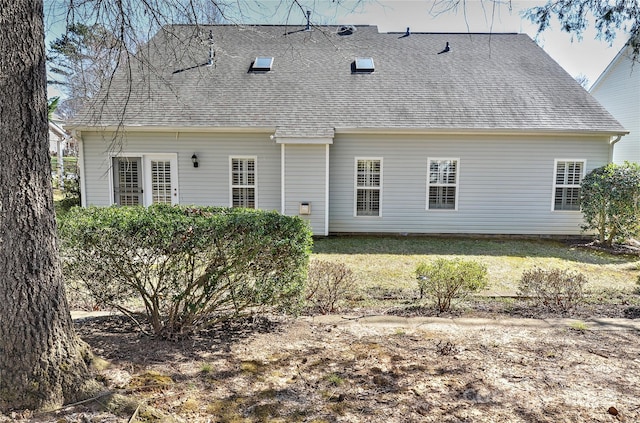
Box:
left=73, top=25, right=626, bottom=135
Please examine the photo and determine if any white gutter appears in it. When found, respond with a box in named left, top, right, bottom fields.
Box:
left=334, top=127, right=628, bottom=137
left=67, top=125, right=276, bottom=134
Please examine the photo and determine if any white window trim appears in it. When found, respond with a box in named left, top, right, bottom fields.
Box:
left=108, top=153, right=179, bottom=206
left=229, top=156, right=258, bottom=209
left=353, top=157, right=383, bottom=218
left=551, top=159, right=586, bottom=212
left=426, top=157, right=460, bottom=211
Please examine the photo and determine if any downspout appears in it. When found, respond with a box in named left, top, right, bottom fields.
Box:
left=325, top=143, right=330, bottom=236
left=281, top=143, right=285, bottom=214
left=608, top=135, right=622, bottom=163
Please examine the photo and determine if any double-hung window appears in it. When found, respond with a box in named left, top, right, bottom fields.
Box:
left=231, top=157, right=256, bottom=208
left=427, top=158, right=459, bottom=210
left=553, top=159, right=585, bottom=211
left=355, top=158, right=382, bottom=217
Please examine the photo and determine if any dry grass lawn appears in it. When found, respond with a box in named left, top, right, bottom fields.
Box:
left=7, top=315, right=640, bottom=423
left=312, top=236, right=640, bottom=296
left=5, top=236, right=640, bottom=422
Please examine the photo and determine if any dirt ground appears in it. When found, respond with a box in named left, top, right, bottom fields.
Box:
left=5, top=311, right=640, bottom=423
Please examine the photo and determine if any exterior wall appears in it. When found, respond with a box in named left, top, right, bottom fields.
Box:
left=328, top=133, right=610, bottom=235
left=80, top=130, right=281, bottom=210
left=81, top=129, right=612, bottom=236
left=591, top=52, right=640, bottom=164
left=282, top=144, right=328, bottom=235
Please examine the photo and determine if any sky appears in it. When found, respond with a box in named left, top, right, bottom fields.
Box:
left=45, top=0, right=630, bottom=98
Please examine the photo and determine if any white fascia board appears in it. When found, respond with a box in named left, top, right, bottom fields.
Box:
left=68, top=124, right=628, bottom=138
left=67, top=125, right=276, bottom=134
left=334, top=127, right=629, bottom=137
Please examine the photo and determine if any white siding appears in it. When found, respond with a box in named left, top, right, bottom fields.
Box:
left=81, top=131, right=280, bottom=210
left=283, top=144, right=328, bottom=235
left=591, top=51, right=640, bottom=164
left=329, top=133, right=610, bottom=235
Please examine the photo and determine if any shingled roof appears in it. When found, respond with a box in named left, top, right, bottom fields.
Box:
left=74, top=24, right=626, bottom=135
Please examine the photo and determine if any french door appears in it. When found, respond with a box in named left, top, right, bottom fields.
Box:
left=112, top=154, right=178, bottom=206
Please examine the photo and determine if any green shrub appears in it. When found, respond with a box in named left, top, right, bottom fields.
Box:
left=306, top=260, right=357, bottom=314
left=580, top=162, right=640, bottom=246
left=54, top=173, right=81, bottom=217
left=59, top=205, right=313, bottom=338
left=518, top=267, right=587, bottom=312
left=415, top=258, right=488, bottom=312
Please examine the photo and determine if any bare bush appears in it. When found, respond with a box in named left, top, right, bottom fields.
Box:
left=518, top=268, right=587, bottom=312
left=306, top=260, right=357, bottom=314
left=416, top=258, right=488, bottom=313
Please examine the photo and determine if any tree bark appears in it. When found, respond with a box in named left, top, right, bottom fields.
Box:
left=0, top=0, right=97, bottom=411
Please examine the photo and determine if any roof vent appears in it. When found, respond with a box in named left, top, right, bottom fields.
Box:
left=398, top=27, right=411, bottom=39
left=338, top=25, right=356, bottom=36
left=305, top=10, right=311, bottom=31
left=438, top=42, right=451, bottom=54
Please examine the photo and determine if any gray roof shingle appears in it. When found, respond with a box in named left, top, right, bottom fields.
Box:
left=74, top=25, right=626, bottom=135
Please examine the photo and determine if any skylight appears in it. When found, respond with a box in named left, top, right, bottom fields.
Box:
left=354, top=57, right=375, bottom=72
left=252, top=56, right=274, bottom=71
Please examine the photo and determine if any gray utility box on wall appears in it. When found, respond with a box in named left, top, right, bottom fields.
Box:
left=299, top=202, right=311, bottom=215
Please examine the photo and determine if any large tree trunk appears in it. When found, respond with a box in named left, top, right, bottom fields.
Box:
left=0, top=0, right=97, bottom=411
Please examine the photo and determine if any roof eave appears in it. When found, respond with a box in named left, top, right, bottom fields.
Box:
left=68, top=125, right=277, bottom=134
left=334, top=127, right=629, bottom=137
left=69, top=124, right=628, bottom=138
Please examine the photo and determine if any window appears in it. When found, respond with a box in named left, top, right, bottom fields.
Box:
left=553, top=160, right=585, bottom=211
left=231, top=157, right=256, bottom=208
left=150, top=160, right=172, bottom=204
left=251, top=56, right=273, bottom=71
left=355, top=158, right=382, bottom=216
left=113, top=157, right=142, bottom=206
left=354, top=57, right=375, bottom=72
left=427, top=159, right=459, bottom=210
